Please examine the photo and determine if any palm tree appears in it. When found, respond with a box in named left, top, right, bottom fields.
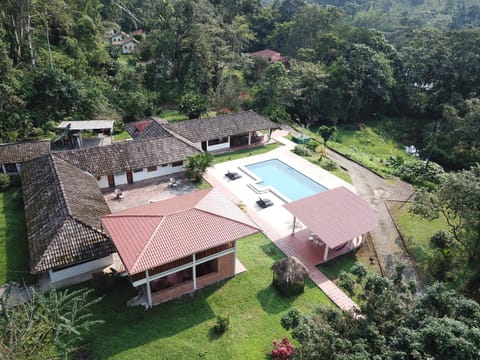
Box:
left=271, top=256, right=308, bottom=296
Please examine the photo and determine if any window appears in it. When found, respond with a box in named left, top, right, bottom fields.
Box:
left=96, top=176, right=101, bottom=181
left=171, top=161, right=183, bottom=167
left=147, top=166, right=157, bottom=172
left=114, top=172, right=124, bottom=177
left=207, top=137, right=228, bottom=146
left=161, top=164, right=169, bottom=167
left=133, top=168, right=143, bottom=173
left=4, top=163, right=17, bottom=173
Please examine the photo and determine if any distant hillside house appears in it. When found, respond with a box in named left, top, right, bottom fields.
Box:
left=164, top=110, right=278, bottom=152
left=114, top=37, right=140, bottom=54
left=0, top=140, right=51, bottom=175
left=21, top=155, right=115, bottom=288
left=54, top=137, right=200, bottom=188
left=124, top=117, right=169, bottom=141
left=105, top=30, right=129, bottom=43
left=247, top=49, right=284, bottom=63
left=102, top=188, right=260, bottom=306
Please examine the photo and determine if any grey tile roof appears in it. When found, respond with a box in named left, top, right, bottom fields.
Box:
left=0, top=140, right=51, bottom=164
left=164, top=110, right=278, bottom=143
left=21, top=155, right=114, bottom=273
left=124, top=118, right=170, bottom=141
left=53, top=137, right=200, bottom=177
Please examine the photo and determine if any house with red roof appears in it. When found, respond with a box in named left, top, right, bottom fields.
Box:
left=247, top=49, right=285, bottom=63
left=102, top=188, right=260, bottom=307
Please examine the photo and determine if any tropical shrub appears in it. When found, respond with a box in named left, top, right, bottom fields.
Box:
left=0, top=173, right=10, bottom=192
left=213, top=314, right=230, bottom=335
left=269, top=337, right=296, bottom=360
left=184, top=153, right=213, bottom=182
left=293, top=145, right=312, bottom=157
left=322, top=159, right=338, bottom=171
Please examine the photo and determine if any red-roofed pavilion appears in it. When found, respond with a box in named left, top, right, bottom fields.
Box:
left=284, top=187, right=377, bottom=262
left=102, top=188, right=259, bottom=306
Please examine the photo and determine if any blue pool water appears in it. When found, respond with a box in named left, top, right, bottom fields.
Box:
left=245, top=159, right=327, bottom=201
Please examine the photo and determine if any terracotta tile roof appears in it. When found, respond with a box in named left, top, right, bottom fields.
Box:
left=164, top=110, right=278, bottom=143
left=124, top=118, right=170, bottom=141
left=284, top=187, right=377, bottom=249
left=21, top=155, right=114, bottom=273
left=248, top=49, right=284, bottom=63
left=102, top=188, right=260, bottom=274
left=53, top=137, right=200, bottom=176
left=0, top=140, right=51, bottom=164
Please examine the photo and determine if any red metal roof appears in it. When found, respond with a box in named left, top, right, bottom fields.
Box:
left=284, top=187, right=377, bottom=249
left=102, top=189, right=259, bottom=274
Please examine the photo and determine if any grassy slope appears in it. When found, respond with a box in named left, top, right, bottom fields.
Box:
left=113, top=130, right=132, bottom=141
left=389, top=201, right=448, bottom=284
left=89, top=234, right=332, bottom=359
left=0, top=188, right=31, bottom=284
left=297, top=117, right=415, bottom=177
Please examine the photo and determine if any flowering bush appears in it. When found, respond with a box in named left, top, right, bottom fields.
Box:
left=269, top=337, right=296, bottom=359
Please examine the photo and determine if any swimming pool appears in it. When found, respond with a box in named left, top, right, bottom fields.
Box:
left=245, top=159, right=327, bottom=201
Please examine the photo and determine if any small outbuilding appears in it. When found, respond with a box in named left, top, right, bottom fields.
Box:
left=0, top=140, right=51, bottom=175
left=284, top=187, right=377, bottom=263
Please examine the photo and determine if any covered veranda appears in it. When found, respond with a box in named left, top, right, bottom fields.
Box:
left=283, top=187, right=377, bottom=264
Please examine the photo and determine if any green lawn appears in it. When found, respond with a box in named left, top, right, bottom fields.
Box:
left=157, top=110, right=218, bottom=123
left=296, top=118, right=414, bottom=177
left=113, top=131, right=132, bottom=142
left=213, top=143, right=283, bottom=164
left=389, top=201, right=448, bottom=284
left=88, top=234, right=333, bottom=359
left=0, top=188, right=32, bottom=284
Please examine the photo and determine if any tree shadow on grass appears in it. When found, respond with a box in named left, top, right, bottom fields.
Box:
left=88, top=278, right=220, bottom=358
left=2, top=187, right=34, bottom=284
left=256, top=283, right=301, bottom=315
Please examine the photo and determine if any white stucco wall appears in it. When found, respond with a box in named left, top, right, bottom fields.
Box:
left=206, top=137, right=230, bottom=152
left=96, top=163, right=185, bottom=189
left=49, top=254, right=114, bottom=284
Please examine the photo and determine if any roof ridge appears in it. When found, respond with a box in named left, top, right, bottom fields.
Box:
left=192, top=207, right=259, bottom=231
left=130, top=215, right=167, bottom=273
left=49, top=155, right=72, bottom=219
left=103, top=214, right=164, bottom=219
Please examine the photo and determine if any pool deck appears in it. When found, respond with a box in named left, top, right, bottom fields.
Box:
left=205, top=133, right=359, bottom=312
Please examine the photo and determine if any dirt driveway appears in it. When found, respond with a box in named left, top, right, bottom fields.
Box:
left=326, top=149, right=422, bottom=287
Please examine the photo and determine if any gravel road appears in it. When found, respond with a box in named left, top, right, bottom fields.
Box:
left=326, top=148, right=422, bottom=287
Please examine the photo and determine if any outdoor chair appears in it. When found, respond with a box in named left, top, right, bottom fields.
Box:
left=168, top=178, right=178, bottom=187
left=225, top=170, right=242, bottom=180
left=113, top=188, right=124, bottom=200
left=257, top=197, right=273, bottom=208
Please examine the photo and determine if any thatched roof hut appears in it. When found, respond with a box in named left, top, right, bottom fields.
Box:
left=271, top=256, right=308, bottom=284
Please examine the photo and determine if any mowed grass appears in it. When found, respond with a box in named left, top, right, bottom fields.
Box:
left=0, top=188, right=32, bottom=284
left=213, top=143, right=283, bottom=164
left=88, top=234, right=333, bottom=359
left=113, top=130, right=132, bottom=141
left=389, top=201, right=448, bottom=284
left=158, top=110, right=218, bottom=123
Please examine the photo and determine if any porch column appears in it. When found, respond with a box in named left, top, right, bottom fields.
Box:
left=15, top=163, right=20, bottom=174
left=145, top=270, right=152, bottom=308
left=291, top=217, right=297, bottom=235
left=192, top=254, right=197, bottom=290
left=234, top=242, right=237, bottom=276
left=248, top=132, right=252, bottom=146
left=1, top=164, right=5, bottom=175
left=323, top=246, right=329, bottom=262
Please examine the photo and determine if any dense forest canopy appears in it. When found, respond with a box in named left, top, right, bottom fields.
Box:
left=0, top=0, right=479, bottom=169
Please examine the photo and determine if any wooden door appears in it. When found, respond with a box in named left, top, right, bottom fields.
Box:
left=126, top=170, right=133, bottom=184
left=108, top=174, right=115, bottom=188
